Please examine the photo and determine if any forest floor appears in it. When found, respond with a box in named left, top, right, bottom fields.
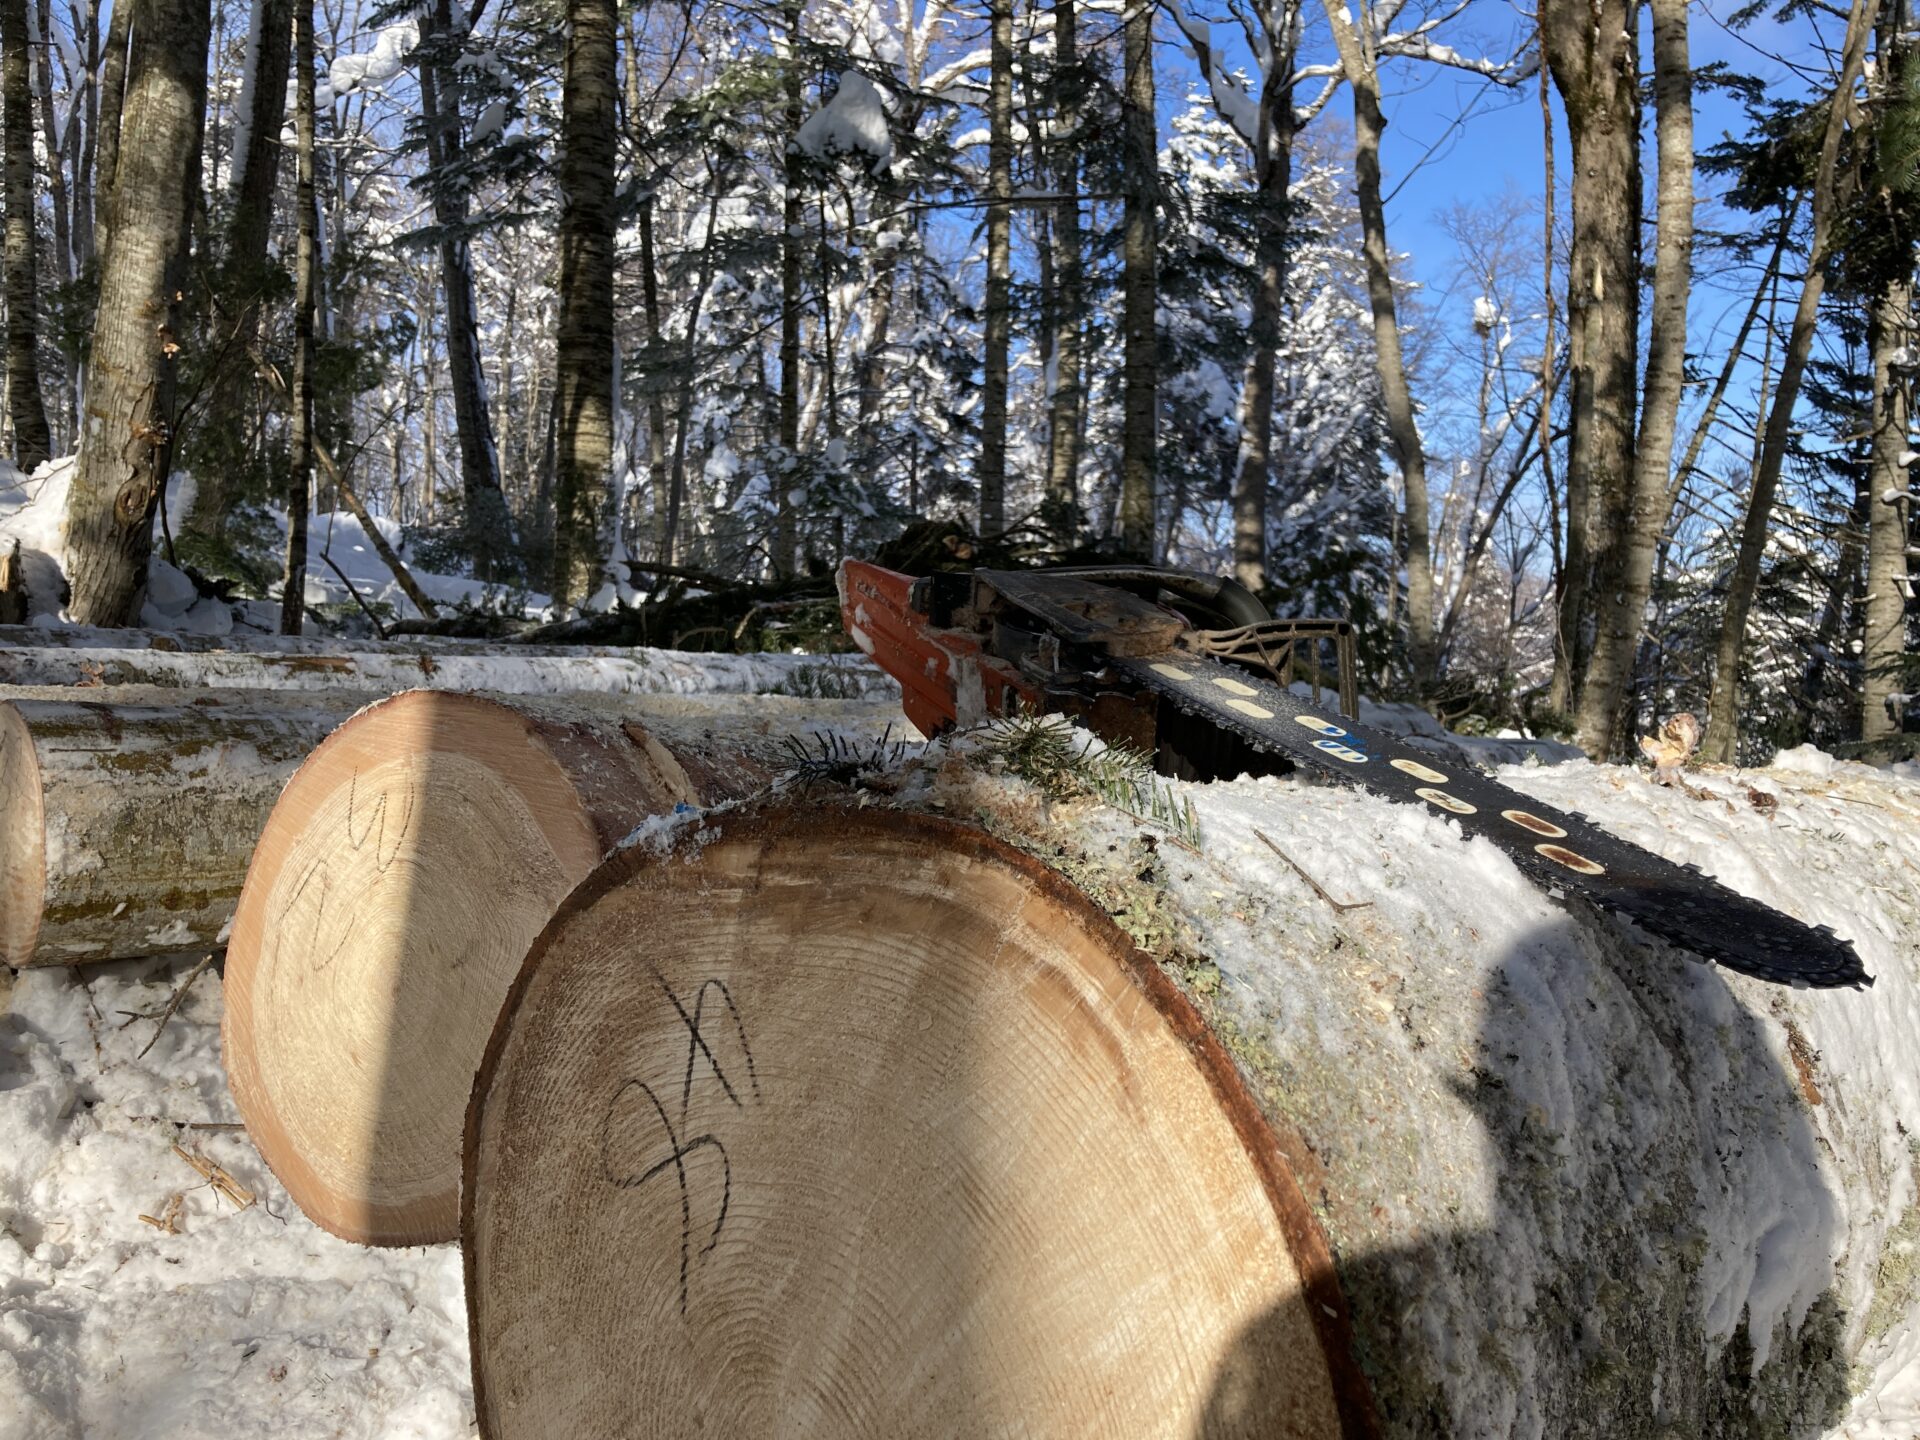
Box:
left=2, top=730, right=1917, bottom=1438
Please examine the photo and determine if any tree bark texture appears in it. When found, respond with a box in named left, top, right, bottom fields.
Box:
left=548, top=0, right=617, bottom=609
left=1231, top=25, right=1297, bottom=595
left=1324, top=0, right=1433, bottom=685
left=184, top=0, right=294, bottom=544
left=1044, top=0, right=1085, bottom=543
left=0, top=685, right=367, bottom=966
left=1118, top=0, right=1157, bottom=559
left=2, top=0, right=51, bottom=468
left=979, top=0, right=1013, bottom=539
left=1573, top=0, right=1692, bottom=759
left=416, top=0, right=513, bottom=581
left=776, top=5, right=805, bottom=579
left=63, top=0, right=209, bottom=626
left=1543, top=0, right=1640, bottom=718
left=90, top=0, right=130, bottom=260
left=30, top=0, right=68, bottom=289
left=1863, top=273, right=1913, bottom=741
left=1702, top=0, right=1879, bottom=762
left=281, top=0, right=316, bottom=636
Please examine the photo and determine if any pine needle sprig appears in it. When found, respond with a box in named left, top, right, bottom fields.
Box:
left=978, top=714, right=1200, bottom=845
left=776, top=726, right=909, bottom=793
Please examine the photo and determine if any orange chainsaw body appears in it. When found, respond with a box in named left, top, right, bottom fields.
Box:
left=837, top=560, right=1038, bottom=737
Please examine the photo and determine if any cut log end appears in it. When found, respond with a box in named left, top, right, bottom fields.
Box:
left=221, top=688, right=866, bottom=1247
left=0, top=701, right=46, bottom=966
left=223, top=690, right=637, bottom=1246
left=463, top=807, right=1361, bottom=1439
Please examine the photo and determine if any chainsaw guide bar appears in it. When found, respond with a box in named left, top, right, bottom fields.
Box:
left=1107, top=651, right=1867, bottom=990
left=838, top=560, right=1870, bottom=991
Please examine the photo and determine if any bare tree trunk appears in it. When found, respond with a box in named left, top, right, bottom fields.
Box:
left=2, top=0, right=52, bottom=468
left=1702, top=0, right=1878, bottom=762
left=547, top=0, right=617, bottom=608
left=1044, top=0, right=1084, bottom=543
left=186, top=0, right=296, bottom=546
left=1864, top=273, right=1913, bottom=741
left=979, top=0, right=1013, bottom=538
left=1573, top=0, right=1692, bottom=758
left=776, top=2, right=804, bottom=578
left=1668, top=205, right=1794, bottom=515
left=1117, top=0, right=1156, bottom=558
left=70, top=0, right=100, bottom=277
left=1230, top=22, right=1297, bottom=595
left=416, top=0, right=513, bottom=580
left=280, top=0, right=315, bottom=635
left=1324, top=0, right=1434, bottom=686
left=63, top=0, right=208, bottom=625
left=31, top=0, right=69, bottom=288
left=91, top=0, right=129, bottom=259
left=1543, top=0, right=1639, bottom=717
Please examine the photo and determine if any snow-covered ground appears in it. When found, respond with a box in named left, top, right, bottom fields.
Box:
left=3, top=455, right=641, bottom=633
left=4, top=736, right=1916, bottom=1438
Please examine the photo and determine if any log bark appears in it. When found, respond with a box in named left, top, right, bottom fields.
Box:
left=463, top=805, right=1373, bottom=1438
left=223, top=690, right=902, bottom=1246
left=0, top=640, right=893, bottom=697
left=0, top=685, right=369, bottom=967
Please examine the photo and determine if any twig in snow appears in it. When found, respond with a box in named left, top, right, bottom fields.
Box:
left=172, top=1144, right=256, bottom=1210
left=116, top=953, right=218, bottom=1058
left=1252, top=829, right=1373, bottom=912
left=138, top=1193, right=185, bottom=1234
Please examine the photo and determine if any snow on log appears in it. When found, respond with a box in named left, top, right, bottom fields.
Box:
left=0, top=634, right=892, bottom=699
left=462, top=805, right=1370, bottom=1439
left=0, top=623, right=822, bottom=658
left=0, top=685, right=373, bottom=968
left=222, top=690, right=901, bottom=1248
left=463, top=735, right=1920, bottom=1436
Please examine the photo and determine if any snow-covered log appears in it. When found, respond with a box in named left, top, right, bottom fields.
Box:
left=0, top=686, right=372, bottom=968
left=463, top=805, right=1367, bottom=1438
left=462, top=740, right=1920, bottom=1437
left=0, top=637, right=892, bottom=698
left=222, top=690, right=901, bottom=1248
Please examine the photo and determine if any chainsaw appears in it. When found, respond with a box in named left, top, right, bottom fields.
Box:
left=837, top=559, right=1869, bottom=991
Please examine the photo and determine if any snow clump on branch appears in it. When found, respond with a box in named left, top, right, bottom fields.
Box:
left=795, top=73, right=892, bottom=177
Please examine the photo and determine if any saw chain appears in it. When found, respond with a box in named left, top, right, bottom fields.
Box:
left=1110, top=651, right=1868, bottom=990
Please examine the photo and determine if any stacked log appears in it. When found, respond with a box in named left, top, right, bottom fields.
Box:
left=456, top=764, right=1919, bottom=1439
left=0, top=629, right=889, bottom=698
left=221, top=690, right=901, bottom=1247
left=462, top=806, right=1371, bottom=1439
left=0, top=686, right=372, bottom=966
